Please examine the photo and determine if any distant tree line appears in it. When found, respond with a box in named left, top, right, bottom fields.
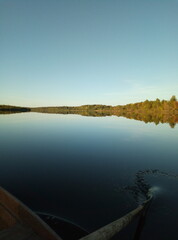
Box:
left=1, top=96, right=177, bottom=127
left=0, top=105, right=31, bottom=114
left=114, top=95, right=178, bottom=113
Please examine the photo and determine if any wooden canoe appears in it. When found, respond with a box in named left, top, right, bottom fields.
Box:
left=0, top=186, right=63, bottom=240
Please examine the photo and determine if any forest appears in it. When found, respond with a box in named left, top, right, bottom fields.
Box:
left=1, top=96, right=178, bottom=127
left=0, top=105, right=31, bottom=114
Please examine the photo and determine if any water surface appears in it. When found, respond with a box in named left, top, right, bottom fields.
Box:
left=1, top=113, right=178, bottom=239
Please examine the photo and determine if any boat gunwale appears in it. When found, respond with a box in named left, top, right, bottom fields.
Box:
left=0, top=187, right=63, bottom=240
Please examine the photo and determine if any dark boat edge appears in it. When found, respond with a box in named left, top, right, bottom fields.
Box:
left=0, top=186, right=63, bottom=240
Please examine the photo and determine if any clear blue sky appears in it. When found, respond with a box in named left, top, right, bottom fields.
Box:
left=0, top=0, right=178, bottom=107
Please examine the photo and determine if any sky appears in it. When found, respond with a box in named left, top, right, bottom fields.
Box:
left=0, top=0, right=178, bottom=107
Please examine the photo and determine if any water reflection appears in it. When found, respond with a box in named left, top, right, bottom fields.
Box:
left=1, top=110, right=177, bottom=128
left=0, top=113, right=178, bottom=240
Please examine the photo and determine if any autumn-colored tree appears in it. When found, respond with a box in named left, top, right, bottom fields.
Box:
left=170, top=95, right=177, bottom=102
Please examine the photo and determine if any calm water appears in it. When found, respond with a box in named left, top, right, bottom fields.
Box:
left=1, top=113, right=178, bottom=239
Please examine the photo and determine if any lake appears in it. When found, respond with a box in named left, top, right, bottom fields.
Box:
left=1, top=112, right=178, bottom=239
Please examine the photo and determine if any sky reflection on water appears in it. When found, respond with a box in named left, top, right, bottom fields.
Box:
left=1, top=113, right=178, bottom=239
